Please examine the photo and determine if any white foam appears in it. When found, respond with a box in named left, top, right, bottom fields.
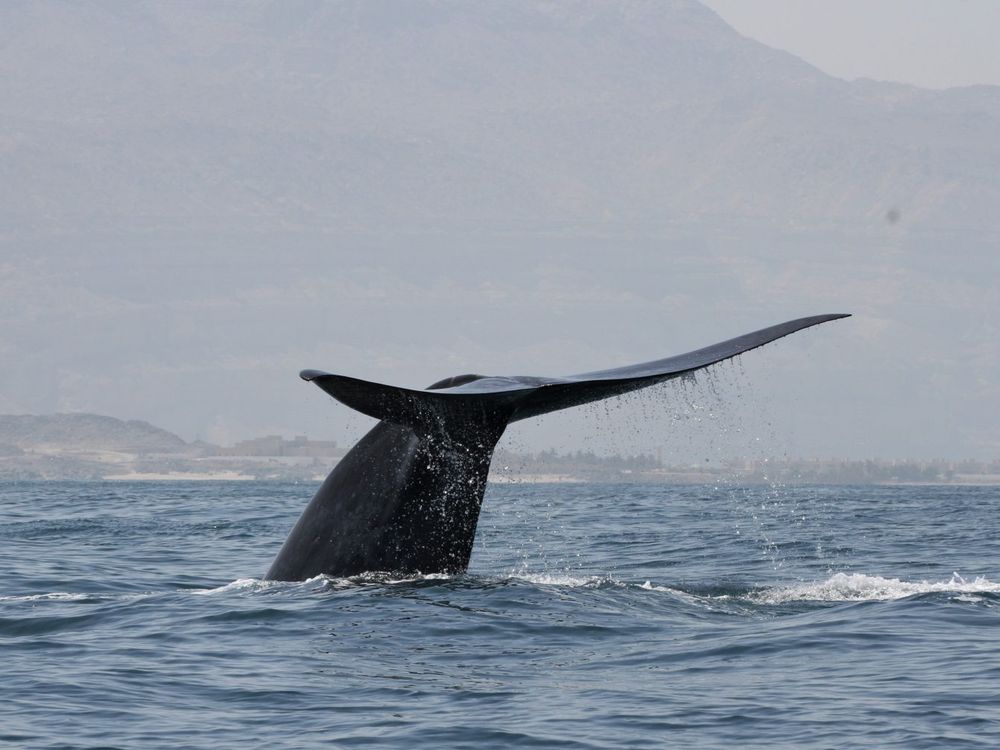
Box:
left=640, top=580, right=687, bottom=596
left=191, top=577, right=273, bottom=595
left=188, top=571, right=1000, bottom=603
left=751, top=572, right=1000, bottom=604
left=357, top=572, right=454, bottom=585
left=510, top=572, right=609, bottom=588
left=192, top=571, right=458, bottom=594
left=0, top=592, right=93, bottom=602
left=0, top=591, right=152, bottom=603
left=639, top=580, right=750, bottom=613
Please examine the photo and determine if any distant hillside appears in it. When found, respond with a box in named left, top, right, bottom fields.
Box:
left=3, top=1, right=999, bottom=460
left=0, top=414, right=188, bottom=454
left=2, top=0, right=998, bottom=234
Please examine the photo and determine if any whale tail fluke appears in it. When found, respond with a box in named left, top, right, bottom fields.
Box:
left=269, top=314, right=850, bottom=580
left=301, top=314, right=850, bottom=430
left=299, top=369, right=515, bottom=440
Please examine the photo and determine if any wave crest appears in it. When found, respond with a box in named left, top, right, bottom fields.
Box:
left=751, top=572, right=1000, bottom=604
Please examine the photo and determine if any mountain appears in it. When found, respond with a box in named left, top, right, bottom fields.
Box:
left=0, top=414, right=188, bottom=453
left=2, top=0, right=998, bottom=234
left=2, top=1, right=998, bottom=459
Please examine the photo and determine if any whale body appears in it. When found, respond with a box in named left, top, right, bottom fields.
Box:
left=264, top=314, right=849, bottom=581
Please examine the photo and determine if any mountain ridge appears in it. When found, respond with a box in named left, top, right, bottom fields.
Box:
left=2, top=1, right=998, bottom=459
left=0, top=413, right=188, bottom=453
left=3, top=0, right=998, bottom=235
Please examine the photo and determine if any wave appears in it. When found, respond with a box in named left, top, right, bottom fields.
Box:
left=191, top=571, right=1000, bottom=603
left=189, top=571, right=624, bottom=596
left=0, top=591, right=154, bottom=607
left=508, top=572, right=611, bottom=588
left=748, top=572, right=1000, bottom=604
left=17, top=570, right=985, bottom=605
left=191, top=572, right=457, bottom=595
left=0, top=592, right=96, bottom=602
left=191, top=577, right=277, bottom=595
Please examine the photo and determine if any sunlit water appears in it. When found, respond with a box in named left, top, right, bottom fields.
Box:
left=2, top=481, right=999, bottom=749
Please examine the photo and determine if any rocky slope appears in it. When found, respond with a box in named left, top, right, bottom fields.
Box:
left=2, top=0, right=998, bottom=234
left=0, top=413, right=188, bottom=453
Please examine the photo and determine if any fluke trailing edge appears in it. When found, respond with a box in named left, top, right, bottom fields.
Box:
left=264, top=314, right=849, bottom=581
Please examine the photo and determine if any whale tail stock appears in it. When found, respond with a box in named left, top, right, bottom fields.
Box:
left=264, top=314, right=848, bottom=580
left=300, top=314, right=850, bottom=432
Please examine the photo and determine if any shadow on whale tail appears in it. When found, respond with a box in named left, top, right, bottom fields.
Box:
left=300, top=313, right=850, bottom=432
left=265, top=313, right=849, bottom=580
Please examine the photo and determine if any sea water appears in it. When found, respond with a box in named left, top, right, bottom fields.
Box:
left=2, top=481, right=999, bottom=749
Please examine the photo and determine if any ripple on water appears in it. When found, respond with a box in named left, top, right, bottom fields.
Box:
left=2, top=482, right=1000, bottom=749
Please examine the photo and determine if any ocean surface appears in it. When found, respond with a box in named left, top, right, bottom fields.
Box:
left=2, top=480, right=999, bottom=749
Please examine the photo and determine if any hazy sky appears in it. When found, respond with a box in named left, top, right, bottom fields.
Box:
left=704, top=0, right=1000, bottom=88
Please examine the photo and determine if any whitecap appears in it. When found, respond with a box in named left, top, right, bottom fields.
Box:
left=639, top=580, right=687, bottom=596
left=750, top=572, right=1000, bottom=604
left=510, top=572, right=610, bottom=588
left=191, top=571, right=456, bottom=594
left=0, top=592, right=93, bottom=602
left=0, top=591, right=150, bottom=603
left=191, top=577, right=294, bottom=595
left=354, top=571, right=454, bottom=585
